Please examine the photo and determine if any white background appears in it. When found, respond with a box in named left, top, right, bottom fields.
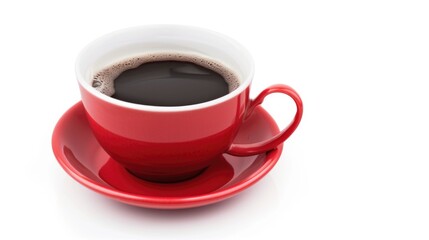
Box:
left=1, top=0, right=428, bottom=239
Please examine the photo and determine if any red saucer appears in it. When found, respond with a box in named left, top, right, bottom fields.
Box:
left=52, top=102, right=283, bottom=209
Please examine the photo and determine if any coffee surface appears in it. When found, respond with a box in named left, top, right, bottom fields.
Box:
left=112, top=61, right=228, bottom=106
left=91, top=52, right=240, bottom=106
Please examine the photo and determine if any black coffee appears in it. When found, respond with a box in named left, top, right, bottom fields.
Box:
left=92, top=53, right=240, bottom=106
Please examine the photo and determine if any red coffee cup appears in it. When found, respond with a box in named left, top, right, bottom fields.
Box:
left=76, top=25, right=303, bottom=183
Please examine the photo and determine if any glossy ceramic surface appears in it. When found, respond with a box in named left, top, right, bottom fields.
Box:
left=76, top=26, right=302, bottom=182
left=52, top=102, right=283, bottom=209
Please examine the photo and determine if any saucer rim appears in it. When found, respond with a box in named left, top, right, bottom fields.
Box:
left=52, top=102, right=282, bottom=208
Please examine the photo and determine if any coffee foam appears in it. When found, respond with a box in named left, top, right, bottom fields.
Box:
left=91, top=52, right=240, bottom=96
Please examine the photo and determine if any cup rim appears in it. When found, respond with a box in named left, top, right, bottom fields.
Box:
left=75, top=24, right=255, bottom=112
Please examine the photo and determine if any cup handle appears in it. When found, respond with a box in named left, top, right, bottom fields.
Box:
left=227, top=84, right=303, bottom=156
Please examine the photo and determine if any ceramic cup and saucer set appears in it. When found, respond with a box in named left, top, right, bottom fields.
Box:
left=52, top=25, right=303, bottom=209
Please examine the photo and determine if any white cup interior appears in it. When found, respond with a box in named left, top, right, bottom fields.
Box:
left=75, top=25, right=255, bottom=111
